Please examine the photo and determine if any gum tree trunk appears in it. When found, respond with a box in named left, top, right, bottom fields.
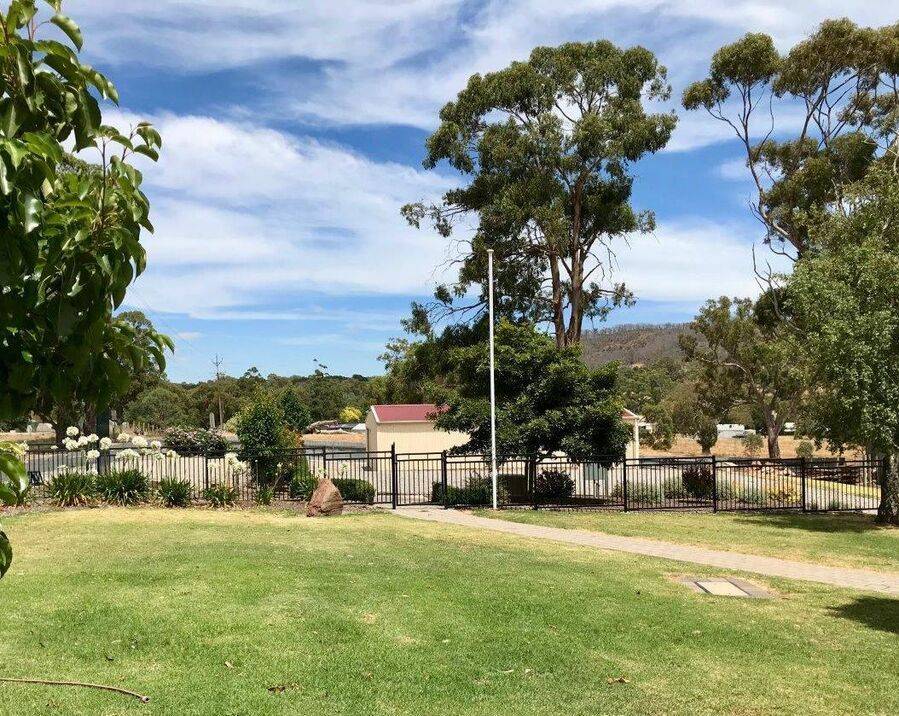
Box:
left=878, top=453, right=899, bottom=525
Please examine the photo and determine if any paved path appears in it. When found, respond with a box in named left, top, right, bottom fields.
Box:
left=394, top=507, right=899, bottom=596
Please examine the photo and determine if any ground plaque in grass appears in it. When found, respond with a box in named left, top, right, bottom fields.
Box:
left=0, top=508, right=896, bottom=715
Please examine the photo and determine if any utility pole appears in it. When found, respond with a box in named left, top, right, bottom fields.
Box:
left=212, top=354, right=225, bottom=429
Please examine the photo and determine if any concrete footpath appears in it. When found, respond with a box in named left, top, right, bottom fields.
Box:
left=394, top=507, right=899, bottom=596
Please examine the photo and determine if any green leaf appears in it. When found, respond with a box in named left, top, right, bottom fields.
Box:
left=0, top=529, right=11, bottom=579
left=22, top=193, right=41, bottom=233
left=50, top=14, right=83, bottom=51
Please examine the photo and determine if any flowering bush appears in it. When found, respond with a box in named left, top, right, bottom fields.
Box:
left=163, top=427, right=229, bottom=455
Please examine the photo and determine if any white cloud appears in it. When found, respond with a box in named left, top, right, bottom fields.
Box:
left=104, top=110, right=459, bottom=316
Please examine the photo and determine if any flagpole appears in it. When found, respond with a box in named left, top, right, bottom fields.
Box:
left=487, top=249, right=498, bottom=510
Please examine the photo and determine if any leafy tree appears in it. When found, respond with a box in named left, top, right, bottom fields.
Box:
left=279, top=388, right=311, bottom=432
left=788, top=165, right=899, bottom=523
left=680, top=297, right=803, bottom=458
left=235, top=391, right=293, bottom=456
left=742, top=433, right=764, bottom=458
left=0, top=1, right=170, bottom=438
left=403, top=40, right=676, bottom=346
left=641, top=404, right=674, bottom=451
left=111, top=310, right=167, bottom=413
left=339, top=406, right=363, bottom=424
left=434, top=321, right=630, bottom=460
left=683, top=20, right=899, bottom=258
left=124, top=386, right=190, bottom=428
left=695, top=419, right=719, bottom=455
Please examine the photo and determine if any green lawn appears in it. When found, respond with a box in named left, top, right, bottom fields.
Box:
left=0, top=508, right=896, bottom=715
left=478, top=509, right=899, bottom=573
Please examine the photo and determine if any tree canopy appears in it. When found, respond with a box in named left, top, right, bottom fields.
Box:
left=403, top=40, right=676, bottom=346
left=683, top=19, right=899, bottom=258
left=0, top=0, right=170, bottom=436
left=433, top=321, right=630, bottom=460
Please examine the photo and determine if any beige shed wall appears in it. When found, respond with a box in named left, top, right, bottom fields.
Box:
left=367, top=420, right=469, bottom=454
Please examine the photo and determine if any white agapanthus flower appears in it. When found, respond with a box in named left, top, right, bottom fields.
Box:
left=86, top=434, right=99, bottom=443
left=150, top=439, right=162, bottom=450
left=86, top=449, right=100, bottom=460
left=131, top=435, right=148, bottom=448
left=50, top=445, right=59, bottom=451
left=62, top=437, right=79, bottom=451
left=116, top=448, right=140, bottom=461
left=66, top=426, right=79, bottom=437
left=99, top=437, right=112, bottom=450
left=117, top=432, right=132, bottom=442
left=153, top=451, right=165, bottom=461
left=167, top=450, right=180, bottom=459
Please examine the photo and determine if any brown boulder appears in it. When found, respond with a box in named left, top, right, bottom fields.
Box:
left=306, top=477, right=343, bottom=517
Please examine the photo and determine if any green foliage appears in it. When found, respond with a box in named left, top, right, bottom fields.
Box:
left=681, top=297, right=802, bottom=458
left=94, top=469, right=149, bottom=506
left=432, top=475, right=506, bottom=507
left=255, top=486, right=275, bottom=506
left=203, top=484, right=239, bottom=508
left=681, top=465, right=714, bottom=499
left=695, top=420, right=719, bottom=454
left=162, top=427, right=228, bottom=455
left=0, top=1, right=170, bottom=423
left=157, top=477, right=191, bottom=508
left=403, top=40, right=675, bottom=345
left=279, top=389, right=312, bottom=432
left=615, top=480, right=661, bottom=506
left=682, top=20, right=895, bottom=257
left=332, top=477, right=375, bottom=505
left=534, top=469, right=575, bottom=500
left=742, top=433, right=765, bottom=457
left=288, top=458, right=317, bottom=500
left=0, top=445, right=30, bottom=506
left=236, top=392, right=291, bottom=455
left=125, top=386, right=191, bottom=428
left=796, top=440, right=815, bottom=460
left=435, top=321, right=630, bottom=460
left=47, top=470, right=96, bottom=506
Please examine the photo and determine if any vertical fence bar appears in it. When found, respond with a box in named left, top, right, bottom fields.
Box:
left=390, top=443, right=398, bottom=509
left=203, top=451, right=209, bottom=492
left=800, top=457, right=807, bottom=512
left=622, top=457, right=629, bottom=512
left=441, top=451, right=448, bottom=509
left=530, top=456, right=538, bottom=510
left=711, top=455, right=718, bottom=512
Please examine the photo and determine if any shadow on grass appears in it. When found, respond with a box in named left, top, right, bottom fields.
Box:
left=731, top=512, right=888, bottom=534
left=830, top=596, right=899, bottom=635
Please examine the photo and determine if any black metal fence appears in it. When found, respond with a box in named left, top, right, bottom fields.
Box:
left=21, top=446, right=884, bottom=513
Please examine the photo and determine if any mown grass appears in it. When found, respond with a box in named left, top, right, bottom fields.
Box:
left=0, top=508, right=897, bottom=715
left=478, top=508, right=899, bottom=573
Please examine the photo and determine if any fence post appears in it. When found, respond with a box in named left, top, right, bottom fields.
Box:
left=390, top=442, right=398, bottom=509
left=711, top=455, right=718, bottom=512
left=440, top=450, right=448, bottom=509
left=800, top=457, right=807, bottom=512
left=622, top=457, right=629, bottom=512
left=203, top=451, right=210, bottom=491
left=530, top=455, right=539, bottom=510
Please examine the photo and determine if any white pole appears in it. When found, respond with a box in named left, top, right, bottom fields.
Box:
left=487, top=249, right=498, bottom=510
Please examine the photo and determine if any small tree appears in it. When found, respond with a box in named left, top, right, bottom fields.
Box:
left=696, top=420, right=719, bottom=455
left=279, top=389, right=312, bottom=432
left=434, top=321, right=630, bottom=460
left=742, top=433, right=764, bottom=458
left=795, top=440, right=815, bottom=460
left=339, top=406, right=363, bottom=424
left=125, top=386, right=190, bottom=428
left=680, top=297, right=803, bottom=458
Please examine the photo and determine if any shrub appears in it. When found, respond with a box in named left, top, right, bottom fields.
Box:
left=620, top=480, right=662, bottom=506
left=279, top=389, right=312, bottom=432
left=158, top=477, right=192, bottom=507
left=767, top=485, right=799, bottom=504
left=534, top=469, right=574, bottom=500
left=95, top=469, right=150, bottom=505
left=0, top=442, right=30, bottom=506
left=662, top=475, right=688, bottom=500
left=742, top=433, right=764, bottom=457
left=289, top=459, right=318, bottom=500
left=695, top=419, right=718, bottom=453
left=236, top=392, right=295, bottom=484
left=48, top=471, right=96, bottom=506
left=332, top=477, right=376, bottom=504
left=795, top=440, right=815, bottom=460
left=163, top=427, right=229, bottom=455
left=255, top=486, right=275, bottom=506
left=716, top=480, right=737, bottom=502
left=339, top=406, right=363, bottom=424
left=738, top=486, right=765, bottom=506
left=827, top=497, right=848, bottom=511
left=681, top=464, right=714, bottom=499
left=203, top=484, right=239, bottom=507
left=432, top=475, right=508, bottom=507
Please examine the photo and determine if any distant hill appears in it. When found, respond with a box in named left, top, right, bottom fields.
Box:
left=581, top=323, right=691, bottom=367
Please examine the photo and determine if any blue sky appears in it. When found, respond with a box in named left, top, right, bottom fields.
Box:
left=64, top=0, right=895, bottom=381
